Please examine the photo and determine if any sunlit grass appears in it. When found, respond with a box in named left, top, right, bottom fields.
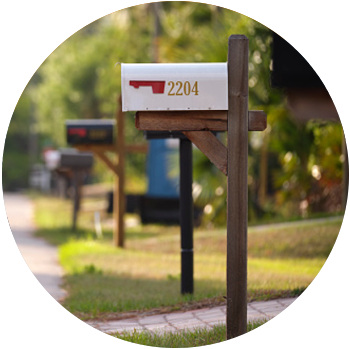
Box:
left=112, top=319, right=268, bottom=347
left=34, top=196, right=342, bottom=319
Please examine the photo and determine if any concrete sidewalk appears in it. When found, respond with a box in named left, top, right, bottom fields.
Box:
left=3, top=193, right=66, bottom=301
left=88, top=298, right=296, bottom=334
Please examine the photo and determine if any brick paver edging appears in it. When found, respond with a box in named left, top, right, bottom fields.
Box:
left=87, top=298, right=296, bottom=334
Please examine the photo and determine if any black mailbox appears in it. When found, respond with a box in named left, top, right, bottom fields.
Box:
left=59, top=150, right=93, bottom=169
left=45, top=149, right=94, bottom=170
left=59, top=149, right=93, bottom=169
left=66, top=119, right=115, bottom=145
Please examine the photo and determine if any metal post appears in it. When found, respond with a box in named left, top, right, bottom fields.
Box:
left=72, top=169, right=83, bottom=231
left=226, top=35, right=249, bottom=339
left=180, top=138, right=194, bottom=294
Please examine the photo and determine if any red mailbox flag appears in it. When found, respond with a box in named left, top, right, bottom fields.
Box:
left=129, top=80, right=166, bottom=94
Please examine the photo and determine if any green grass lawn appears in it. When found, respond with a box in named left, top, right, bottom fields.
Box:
left=34, top=196, right=342, bottom=320
left=112, top=319, right=267, bottom=347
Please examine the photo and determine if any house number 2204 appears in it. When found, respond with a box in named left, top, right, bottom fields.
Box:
left=167, top=81, right=199, bottom=96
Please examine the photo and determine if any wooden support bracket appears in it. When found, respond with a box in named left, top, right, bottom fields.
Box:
left=183, top=131, right=227, bottom=175
left=126, top=144, right=149, bottom=153
left=136, top=110, right=227, bottom=131
left=136, top=109, right=266, bottom=176
left=248, top=110, right=267, bottom=131
left=94, top=151, right=118, bottom=176
left=74, top=143, right=148, bottom=154
left=136, top=110, right=266, bottom=132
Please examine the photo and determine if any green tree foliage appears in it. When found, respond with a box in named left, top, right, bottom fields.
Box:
left=4, top=2, right=344, bottom=221
left=3, top=90, right=32, bottom=190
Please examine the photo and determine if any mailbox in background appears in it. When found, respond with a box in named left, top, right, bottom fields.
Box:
left=45, top=148, right=94, bottom=170
left=59, top=149, right=94, bottom=169
left=121, top=63, right=228, bottom=112
left=49, top=148, right=93, bottom=231
left=66, top=119, right=115, bottom=145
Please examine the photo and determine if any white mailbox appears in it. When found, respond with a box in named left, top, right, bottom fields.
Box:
left=121, top=63, right=228, bottom=112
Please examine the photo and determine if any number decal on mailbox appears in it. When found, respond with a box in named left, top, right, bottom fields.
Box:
left=168, top=81, right=175, bottom=96
left=167, top=81, right=199, bottom=96
left=175, top=81, right=183, bottom=96
left=89, top=130, right=107, bottom=139
left=191, top=81, right=199, bottom=95
left=183, top=81, right=190, bottom=95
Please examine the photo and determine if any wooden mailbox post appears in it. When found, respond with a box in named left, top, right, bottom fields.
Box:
left=122, top=35, right=266, bottom=339
left=66, top=97, right=148, bottom=248
left=49, top=149, right=93, bottom=230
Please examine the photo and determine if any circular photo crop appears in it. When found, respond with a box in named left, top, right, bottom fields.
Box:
left=2, top=2, right=347, bottom=346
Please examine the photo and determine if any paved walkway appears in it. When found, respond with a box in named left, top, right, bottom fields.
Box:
left=3, top=193, right=66, bottom=301
left=88, top=298, right=296, bottom=334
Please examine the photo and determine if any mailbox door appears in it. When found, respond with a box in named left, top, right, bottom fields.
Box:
left=121, top=63, right=228, bottom=112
